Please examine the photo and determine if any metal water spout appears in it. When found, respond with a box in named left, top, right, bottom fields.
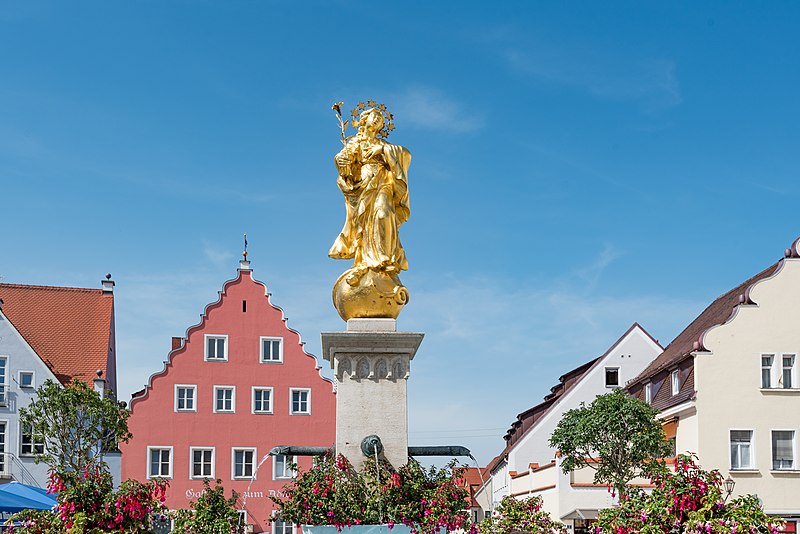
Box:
left=268, top=436, right=472, bottom=461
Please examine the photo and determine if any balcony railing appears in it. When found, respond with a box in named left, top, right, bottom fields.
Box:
left=0, top=453, right=41, bottom=487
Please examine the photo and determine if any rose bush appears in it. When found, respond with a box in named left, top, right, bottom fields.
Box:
left=172, top=478, right=245, bottom=534
left=595, top=454, right=782, bottom=534
left=8, top=465, right=168, bottom=533
left=272, top=454, right=472, bottom=533
left=478, top=495, right=566, bottom=534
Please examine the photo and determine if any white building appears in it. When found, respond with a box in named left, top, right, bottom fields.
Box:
left=628, top=237, right=800, bottom=531
left=0, top=278, right=118, bottom=487
left=475, top=323, right=663, bottom=532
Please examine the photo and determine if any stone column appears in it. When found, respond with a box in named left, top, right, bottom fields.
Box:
left=321, top=318, right=423, bottom=470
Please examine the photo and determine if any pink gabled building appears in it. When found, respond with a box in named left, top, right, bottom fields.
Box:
left=121, top=259, right=335, bottom=533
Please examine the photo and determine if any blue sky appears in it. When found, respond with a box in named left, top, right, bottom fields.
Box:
left=2, top=1, right=800, bottom=464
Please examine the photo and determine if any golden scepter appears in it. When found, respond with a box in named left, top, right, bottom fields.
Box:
left=331, top=101, right=349, bottom=149
left=331, top=101, right=353, bottom=185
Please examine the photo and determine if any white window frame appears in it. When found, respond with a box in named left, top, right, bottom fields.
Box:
left=762, top=354, right=775, bottom=389
left=0, top=357, right=8, bottom=405
left=260, top=336, right=284, bottom=363
left=644, top=382, right=652, bottom=404
left=17, top=370, right=35, bottom=389
left=289, top=388, right=311, bottom=415
left=213, top=386, right=236, bottom=413
left=781, top=354, right=797, bottom=389
left=204, top=334, right=229, bottom=362
left=231, top=447, right=257, bottom=480
left=0, top=420, right=8, bottom=476
left=251, top=387, right=274, bottom=414
left=272, top=511, right=295, bottom=534
left=19, top=422, right=45, bottom=457
left=729, top=429, right=755, bottom=470
left=671, top=370, right=680, bottom=396
left=771, top=429, right=796, bottom=471
left=189, top=447, right=215, bottom=480
left=604, top=367, right=620, bottom=388
left=174, top=384, right=197, bottom=412
left=760, top=352, right=798, bottom=389
left=273, top=454, right=297, bottom=480
left=147, top=446, right=174, bottom=479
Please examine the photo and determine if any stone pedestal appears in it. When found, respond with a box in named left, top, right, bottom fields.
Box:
left=321, top=319, right=423, bottom=470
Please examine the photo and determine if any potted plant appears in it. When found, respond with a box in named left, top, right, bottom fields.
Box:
left=271, top=454, right=472, bottom=534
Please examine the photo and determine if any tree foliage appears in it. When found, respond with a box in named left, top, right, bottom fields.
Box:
left=595, top=454, right=783, bottom=533
left=548, top=389, right=672, bottom=497
left=172, top=479, right=245, bottom=534
left=18, top=379, right=131, bottom=473
left=478, top=496, right=565, bottom=534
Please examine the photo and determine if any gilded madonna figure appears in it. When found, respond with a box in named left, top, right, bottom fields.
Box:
left=329, top=102, right=412, bottom=321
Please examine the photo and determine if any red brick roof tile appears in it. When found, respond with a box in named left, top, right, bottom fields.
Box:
left=459, top=467, right=489, bottom=507
left=0, top=283, right=114, bottom=386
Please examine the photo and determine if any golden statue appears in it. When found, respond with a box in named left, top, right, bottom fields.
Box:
left=329, top=101, right=412, bottom=321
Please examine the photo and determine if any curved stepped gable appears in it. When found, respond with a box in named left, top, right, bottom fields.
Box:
left=121, top=261, right=335, bottom=534
left=627, top=236, right=800, bottom=525
left=130, top=265, right=332, bottom=407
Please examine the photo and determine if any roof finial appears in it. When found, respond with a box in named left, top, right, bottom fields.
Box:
left=239, top=234, right=252, bottom=272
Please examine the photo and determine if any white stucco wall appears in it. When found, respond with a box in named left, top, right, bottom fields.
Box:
left=490, top=461, right=509, bottom=506
left=0, top=311, right=61, bottom=487
left=673, top=406, right=699, bottom=455
left=506, top=326, right=663, bottom=473
left=694, top=258, right=800, bottom=516
left=483, top=325, right=661, bottom=515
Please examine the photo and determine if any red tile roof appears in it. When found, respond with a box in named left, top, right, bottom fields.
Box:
left=630, top=262, right=779, bottom=385
left=459, top=466, right=489, bottom=507
left=0, top=283, right=114, bottom=386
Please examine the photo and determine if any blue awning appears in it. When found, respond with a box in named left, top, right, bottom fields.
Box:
left=0, top=482, right=57, bottom=516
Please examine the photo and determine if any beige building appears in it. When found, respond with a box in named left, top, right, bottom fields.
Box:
left=628, top=237, right=800, bottom=529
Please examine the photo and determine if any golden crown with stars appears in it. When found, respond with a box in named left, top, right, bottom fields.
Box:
left=332, top=100, right=395, bottom=139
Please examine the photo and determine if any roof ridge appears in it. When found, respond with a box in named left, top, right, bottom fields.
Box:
left=0, top=283, right=102, bottom=294
left=630, top=260, right=781, bottom=385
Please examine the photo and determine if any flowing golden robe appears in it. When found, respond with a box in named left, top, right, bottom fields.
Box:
left=329, top=136, right=411, bottom=273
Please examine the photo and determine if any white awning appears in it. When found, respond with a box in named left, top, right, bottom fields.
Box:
left=561, top=509, right=600, bottom=521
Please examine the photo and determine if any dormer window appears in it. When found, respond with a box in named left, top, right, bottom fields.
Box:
left=205, top=335, right=228, bottom=361
left=644, top=382, right=652, bottom=404
left=604, top=367, right=620, bottom=388
left=671, top=370, right=680, bottom=396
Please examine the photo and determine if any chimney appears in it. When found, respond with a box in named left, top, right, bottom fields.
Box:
left=101, top=274, right=115, bottom=294
left=171, top=337, right=184, bottom=351
left=93, top=369, right=106, bottom=398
